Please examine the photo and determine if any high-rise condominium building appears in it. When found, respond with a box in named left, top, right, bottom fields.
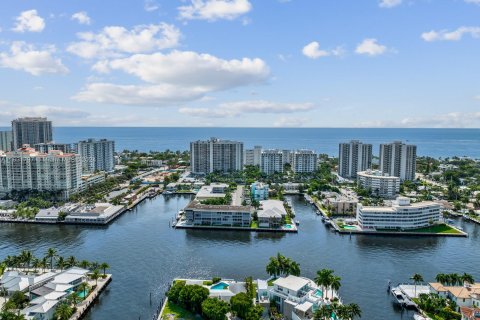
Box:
left=12, top=117, right=53, bottom=149
left=244, top=146, right=262, bottom=166
left=0, top=146, right=82, bottom=199
left=0, top=131, right=12, bottom=152
left=357, top=169, right=400, bottom=199
left=190, top=138, right=244, bottom=174
left=379, top=141, right=417, bottom=181
left=338, top=140, right=372, bottom=178
left=75, top=139, right=115, bottom=173
left=291, top=150, right=318, bottom=173
left=34, top=142, right=72, bottom=154
left=261, top=149, right=285, bottom=174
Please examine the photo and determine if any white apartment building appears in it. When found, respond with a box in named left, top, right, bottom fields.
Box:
left=190, top=138, right=244, bottom=174
left=34, top=142, right=72, bottom=154
left=379, top=141, right=417, bottom=181
left=357, top=169, right=400, bottom=199
left=338, top=140, right=372, bottom=178
left=0, top=146, right=82, bottom=199
left=0, top=131, right=12, bottom=152
left=11, top=117, right=53, bottom=149
left=291, top=150, right=317, bottom=173
left=244, top=146, right=262, bottom=166
left=75, top=138, right=115, bottom=173
left=356, top=197, right=441, bottom=230
left=261, top=149, right=285, bottom=174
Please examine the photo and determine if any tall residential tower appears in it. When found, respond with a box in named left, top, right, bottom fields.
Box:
left=11, top=117, right=53, bottom=149
left=338, top=140, right=372, bottom=178
left=379, top=141, right=417, bottom=181
left=190, top=138, right=244, bottom=174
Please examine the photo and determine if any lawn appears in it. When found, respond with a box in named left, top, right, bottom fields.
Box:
left=250, top=221, right=258, bottom=229
left=162, top=301, right=198, bottom=320
left=410, top=224, right=463, bottom=234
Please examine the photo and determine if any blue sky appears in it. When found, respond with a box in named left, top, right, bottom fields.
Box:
left=0, top=0, right=479, bottom=127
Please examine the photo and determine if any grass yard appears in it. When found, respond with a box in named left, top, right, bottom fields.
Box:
left=162, top=301, right=198, bottom=320
left=410, top=224, right=463, bottom=234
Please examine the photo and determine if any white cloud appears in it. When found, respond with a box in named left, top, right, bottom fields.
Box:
left=465, top=0, right=480, bottom=5
left=355, top=38, right=387, bottom=56
left=0, top=102, right=89, bottom=125
left=76, top=51, right=269, bottom=106
left=0, top=42, right=68, bottom=76
left=179, top=100, right=315, bottom=117
left=144, top=0, right=160, bottom=12
left=379, top=0, right=402, bottom=8
left=273, top=116, right=310, bottom=127
left=71, top=11, right=91, bottom=25
left=302, top=41, right=344, bottom=59
left=97, top=50, right=269, bottom=88
left=178, top=0, right=252, bottom=21
left=67, top=23, right=181, bottom=59
left=359, top=112, right=480, bottom=128
left=73, top=83, right=206, bottom=105
left=12, top=9, right=45, bottom=33
left=421, top=27, right=480, bottom=42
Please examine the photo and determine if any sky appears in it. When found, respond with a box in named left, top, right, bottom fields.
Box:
left=0, top=0, right=479, bottom=128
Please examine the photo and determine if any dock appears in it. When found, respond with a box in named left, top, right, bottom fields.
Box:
left=70, top=274, right=112, bottom=320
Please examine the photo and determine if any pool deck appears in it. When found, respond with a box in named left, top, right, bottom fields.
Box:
left=70, top=274, right=112, bottom=320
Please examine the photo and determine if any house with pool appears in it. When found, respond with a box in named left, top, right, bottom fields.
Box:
left=181, top=279, right=247, bottom=302
left=268, top=275, right=339, bottom=320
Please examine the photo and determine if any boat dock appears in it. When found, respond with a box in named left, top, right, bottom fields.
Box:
left=390, top=284, right=430, bottom=309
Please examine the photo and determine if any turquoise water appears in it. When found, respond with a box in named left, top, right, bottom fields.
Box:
left=40, top=127, right=480, bottom=158
left=342, top=225, right=357, bottom=230
left=210, top=282, right=229, bottom=290
left=78, top=290, right=89, bottom=299
left=314, top=289, right=323, bottom=297
left=284, top=224, right=294, bottom=229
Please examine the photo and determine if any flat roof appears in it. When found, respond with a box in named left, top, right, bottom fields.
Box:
left=273, top=275, right=309, bottom=292
left=185, top=200, right=252, bottom=213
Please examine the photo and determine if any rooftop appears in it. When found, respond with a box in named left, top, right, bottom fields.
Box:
left=273, top=275, right=309, bottom=292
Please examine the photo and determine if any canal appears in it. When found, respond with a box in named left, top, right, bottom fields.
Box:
left=0, top=194, right=479, bottom=319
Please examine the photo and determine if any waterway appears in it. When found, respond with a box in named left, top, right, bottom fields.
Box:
left=0, top=195, right=479, bottom=320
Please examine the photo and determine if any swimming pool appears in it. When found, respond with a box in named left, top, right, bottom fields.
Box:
left=77, top=289, right=89, bottom=298
left=210, top=282, right=229, bottom=290
left=342, top=225, right=357, bottom=230
left=284, top=224, right=294, bottom=229
left=314, top=289, right=323, bottom=297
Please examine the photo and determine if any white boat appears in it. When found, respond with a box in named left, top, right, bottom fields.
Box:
left=295, top=220, right=300, bottom=225
left=391, top=287, right=406, bottom=305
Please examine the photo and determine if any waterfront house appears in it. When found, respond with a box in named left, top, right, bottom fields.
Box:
left=35, top=208, right=61, bottom=223
left=257, top=200, right=286, bottom=228
left=269, top=275, right=333, bottom=320
left=429, top=282, right=480, bottom=311
left=195, top=184, right=228, bottom=201
left=181, top=279, right=247, bottom=302
left=64, top=203, right=124, bottom=224
left=460, top=306, right=480, bottom=320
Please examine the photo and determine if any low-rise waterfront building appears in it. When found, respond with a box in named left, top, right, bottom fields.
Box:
left=79, top=172, right=106, bottom=192
left=64, top=203, right=125, bottom=224
left=196, top=183, right=228, bottom=200
left=322, top=193, right=358, bottom=215
left=184, top=201, right=252, bottom=227
left=35, top=207, right=61, bottom=223
left=357, top=169, right=400, bottom=199
left=356, top=197, right=441, bottom=230
left=251, top=182, right=269, bottom=201
left=429, top=282, right=480, bottom=312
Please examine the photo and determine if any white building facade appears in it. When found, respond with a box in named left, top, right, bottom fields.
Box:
left=357, top=197, right=441, bottom=230
left=190, top=138, right=244, bottom=174
left=75, top=138, right=115, bottom=173
left=338, top=140, right=372, bottom=179
left=0, top=146, right=82, bottom=199
left=291, top=150, right=318, bottom=173
left=379, top=141, right=417, bottom=181
left=357, top=170, right=400, bottom=199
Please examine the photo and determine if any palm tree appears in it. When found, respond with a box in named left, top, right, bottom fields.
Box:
left=90, top=269, right=100, bottom=286
left=77, top=282, right=90, bottom=300
left=32, top=258, right=41, bottom=273
left=66, top=292, right=81, bottom=306
left=314, top=269, right=333, bottom=298
left=313, top=305, right=331, bottom=320
left=56, top=256, right=65, bottom=271
left=289, top=261, right=301, bottom=277
left=79, top=260, right=90, bottom=270
left=330, top=275, right=342, bottom=299
left=100, top=262, right=109, bottom=276
left=435, top=273, right=446, bottom=285
left=334, top=305, right=349, bottom=320
left=45, top=248, right=57, bottom=270
left=19, top=250, right=32, bottom=272
left=66, top=256, right=77, bottom=269
left=266, top=257, right=280, bottom=277
left=347, top=303, right=362, bottom=319
left=411, top=273, right=424, bottom=297
left=461, top=273, right=474, bottom=285
left=54, top=302, right=74, bottom=320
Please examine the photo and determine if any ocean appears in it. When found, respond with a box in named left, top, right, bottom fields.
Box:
left=2, top=127, right=480, bottom=158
